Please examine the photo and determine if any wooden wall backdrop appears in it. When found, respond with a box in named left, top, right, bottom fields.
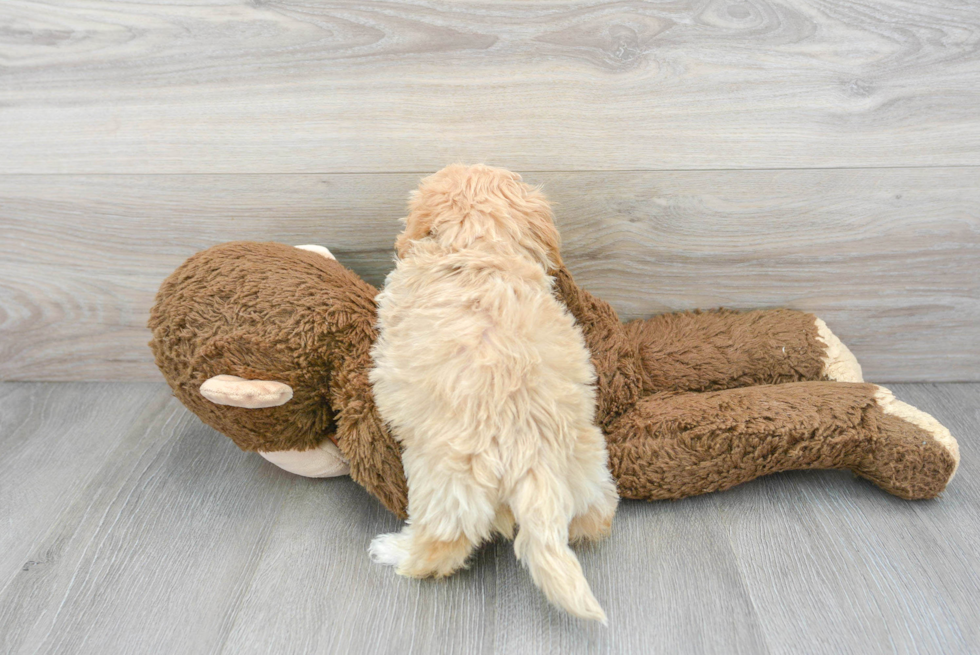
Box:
left=1, top=0, right=978, bottom=381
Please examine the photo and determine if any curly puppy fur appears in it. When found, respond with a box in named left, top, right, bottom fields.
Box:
left=368, top=165, right=619, bottom=623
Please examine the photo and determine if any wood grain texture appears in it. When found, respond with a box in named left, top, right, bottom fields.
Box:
left=1, top=168, right=977, bottom=382
left=0, top=383, right=161, bottom=587
left=0, top=383, right=300, bottom=654
left=0, top=381, right=977, bottom=654
left=717, top=382, right=980, bottom=655
left=2, top=0, right=980, bottom=173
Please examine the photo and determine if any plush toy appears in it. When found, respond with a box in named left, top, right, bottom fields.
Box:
left=148, top=241, right=959, bottom=519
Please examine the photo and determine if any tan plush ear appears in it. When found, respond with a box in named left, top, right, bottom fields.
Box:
left=295, top=244, right=336, bottom=260
left=200, top=375, right=293, bottom=409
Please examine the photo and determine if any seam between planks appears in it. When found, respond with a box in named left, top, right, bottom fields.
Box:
left=1, top=164, right=980, bottom=177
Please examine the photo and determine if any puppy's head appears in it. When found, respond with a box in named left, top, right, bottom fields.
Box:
left=396, top=164, right=562, bottom=271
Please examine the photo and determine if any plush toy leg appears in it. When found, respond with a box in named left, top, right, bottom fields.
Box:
left=607, top=381, right=958, bottom=501
left=624, top=309, right=862, bottom=393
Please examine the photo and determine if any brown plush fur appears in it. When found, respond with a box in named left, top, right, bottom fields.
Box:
left=607, top=382, right=955, bottom=501
left=148, top=242, right=407, bottom=514
left=551, top=268, right=827, bottom=429
left=149, top=242, right=957, bottom=517
left=551, top=268, right=955, bottom=501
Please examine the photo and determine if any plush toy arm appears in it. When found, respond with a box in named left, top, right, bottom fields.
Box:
left=607, top=381, right=958, bottom=501
left=334, top=398, right=409, bottom=518
left=623, top=309, right=863, bottom=395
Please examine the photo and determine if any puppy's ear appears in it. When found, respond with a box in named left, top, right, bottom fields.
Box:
left=394, top=225, right=416, bottom=259
left=520, top=187, right=563, bottom=273
left=395, top=190, right=433, bottom=258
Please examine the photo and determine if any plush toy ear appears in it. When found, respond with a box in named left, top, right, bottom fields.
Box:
left=295, top=244, right=336, bottom=260
left=196, top=246, right=330, bottom=411
left=200, top=374, right=293, bottom=409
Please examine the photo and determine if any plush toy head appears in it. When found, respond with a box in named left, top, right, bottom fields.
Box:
left=148, top=240, right=409, bottom=514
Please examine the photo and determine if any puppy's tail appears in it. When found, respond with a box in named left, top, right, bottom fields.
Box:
left=511, top=482, right=608, bottom=624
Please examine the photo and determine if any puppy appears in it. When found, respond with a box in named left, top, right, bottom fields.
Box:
left=368, top=164, right=619, bottom=623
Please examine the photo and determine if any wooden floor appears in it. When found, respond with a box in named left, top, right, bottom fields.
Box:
left=0, top=381, right=977, bottom=654
left=1, top=1, right=977, bottom=653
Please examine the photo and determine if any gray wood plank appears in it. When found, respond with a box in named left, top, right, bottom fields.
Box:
left=213, top=383, right=980, bottom=655
left=715, top=382, right=980, bottom=655
left=1, top=382, right=977, bottom=654
left=2, top=1, right=980, bottom=173
left=221, top=482, right=771, bottom=655
left=1, top=168, right=977, bottom=382
left=0, top=383, right=160, bottom=586
left=220, top=480, right=499, bottom=655
left=0, top=383, right=299, bottom=654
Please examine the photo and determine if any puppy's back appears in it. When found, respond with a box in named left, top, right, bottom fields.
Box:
left=372, top=244, right=597, bottom=465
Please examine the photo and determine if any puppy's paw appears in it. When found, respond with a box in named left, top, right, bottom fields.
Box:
left=369, top=532, right=409, bottom=568
left=569, top=509, right=614, bottom=545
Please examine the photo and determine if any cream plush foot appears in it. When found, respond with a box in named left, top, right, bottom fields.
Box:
left=814, top=317, right=864, bottom=382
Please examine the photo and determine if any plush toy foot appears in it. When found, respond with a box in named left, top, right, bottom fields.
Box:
left=814, top=318, right=864, bottom=382
left=258, top=438, right=350, bottom=478
left=853, top=386, right=960, bottom=499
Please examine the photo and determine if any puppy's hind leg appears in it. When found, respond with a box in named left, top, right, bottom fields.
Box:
left=370, top=524, right=474, bottom=579
left=569, top=494, right=617, bottom=544
left=391, top=526, right=478, bottom=579
left=369, top=529, right=413, bottom=569
left=374, top=448, right=497, bottom=579
left=569, top=428, right=619, bottom=544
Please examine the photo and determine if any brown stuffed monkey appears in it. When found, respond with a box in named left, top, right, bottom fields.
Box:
left=148, top=237, right=959, bottom=520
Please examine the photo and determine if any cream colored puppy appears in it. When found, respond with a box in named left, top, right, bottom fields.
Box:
left=368, top=164, right=619, bottom=623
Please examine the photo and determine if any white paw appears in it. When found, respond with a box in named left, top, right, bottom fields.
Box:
left=369, top=532, right=409, bottom=568
left=875, top=385, right=960, bottom=480
left=814, top=318, right=864, bottom=382
left=295, top=244, right=336, bottom=260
